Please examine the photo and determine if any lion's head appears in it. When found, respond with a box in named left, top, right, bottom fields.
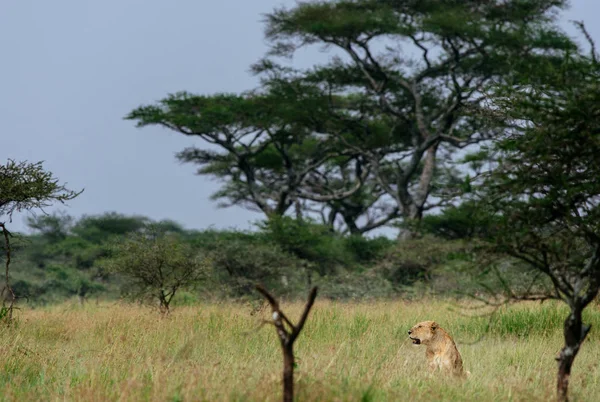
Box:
left=408, top=320, right=439, bottom=345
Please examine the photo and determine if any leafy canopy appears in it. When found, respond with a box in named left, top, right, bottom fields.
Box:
left=0, top=160, right=82, bottom=221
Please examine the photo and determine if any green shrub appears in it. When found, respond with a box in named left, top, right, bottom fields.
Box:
left=314, top=270, right=396, bottom=300
left=257, top=216, right=349, bottom=274
left=418, top=201, right=498, bottom=240
left=374, top=236, right=474, bottom=288
left=343, top=235, right=394, bottom=264
left=207, top=238, right=306, bottom=297
left=99, top=226, right=209, bottom=312
left=187, top=228, right=257, bottom=251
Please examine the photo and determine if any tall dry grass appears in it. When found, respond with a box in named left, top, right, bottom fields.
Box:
left=0, top=299, right=598, bottom=401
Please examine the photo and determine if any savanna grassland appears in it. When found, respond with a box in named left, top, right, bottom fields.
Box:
left=1, top=300, right=599, bottom=402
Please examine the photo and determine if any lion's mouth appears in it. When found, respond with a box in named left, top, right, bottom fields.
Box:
left=410, top=337, right=421, bottom=345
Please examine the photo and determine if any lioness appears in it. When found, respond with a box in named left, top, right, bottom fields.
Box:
left=408, top=320, right=465, bottom=377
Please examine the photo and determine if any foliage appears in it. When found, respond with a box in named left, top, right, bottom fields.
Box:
left=471, top=30, right=600, bottom=400
left=25, top=212, right=73, bottom=243
left=71, top=212, right=150, bottom=244
left=418, top=201, right=498, bottom=240
left=14, top=212, right=161, bottom=304
left=126, top=89, right=358, bottom=219
left=257, top=216, right=350, bottom=275
left=99, top=225, right=209, bottom=312
left=126, top=0, right=574, bottom=235
left=474, top=49, right=600, bottom=300
left=313, top=270, right=396, bottom=300
left=207, top=238, right=305, bottom=297
left=0, top=160, right=82, bottom=220
left=343, top=234, right=393, bottom=263
left=6, top=211, right=548, bottom=304
left=374, top=235, right=472, bottom=290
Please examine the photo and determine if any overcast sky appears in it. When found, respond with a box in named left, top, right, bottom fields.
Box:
left=2, top=1, right=598, bottom=234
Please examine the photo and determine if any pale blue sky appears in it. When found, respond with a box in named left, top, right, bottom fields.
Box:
left=2, top=1, right=598, bottom=233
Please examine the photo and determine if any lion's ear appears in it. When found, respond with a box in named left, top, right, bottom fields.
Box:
left=431, top=322, right=438, bottom=331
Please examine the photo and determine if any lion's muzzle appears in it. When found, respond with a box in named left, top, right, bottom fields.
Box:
left=408, top=330, right=421, bottom=344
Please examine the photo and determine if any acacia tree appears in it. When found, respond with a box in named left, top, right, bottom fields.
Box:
left=126, top=80, right=370, bottom=220
left=261, top=0, right=574, bottom=235
left=127, top=0, right=574, bottom=236
left=0, top=159, right=81, bottom=321
left=101, top=226, right=208, bottom=314
left=473, top=37, right=600, bottom=401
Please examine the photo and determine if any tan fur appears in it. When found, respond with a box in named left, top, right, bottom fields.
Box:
left=408, top=320, right=466, bottom=377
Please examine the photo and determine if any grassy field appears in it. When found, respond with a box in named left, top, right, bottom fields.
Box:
left=0, top=299, right=599, bottom=401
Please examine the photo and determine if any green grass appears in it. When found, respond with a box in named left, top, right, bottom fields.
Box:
left=0, top=299, right=598, bottom=401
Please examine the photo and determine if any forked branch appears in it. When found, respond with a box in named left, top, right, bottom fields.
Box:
left=256, top=284, right=318, bottom=402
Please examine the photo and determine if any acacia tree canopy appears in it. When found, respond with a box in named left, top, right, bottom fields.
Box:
left=126, top=84, right=371, bottom=220
left=127, top=0, right=575, bottom=236
left=261, top=0, right=574, bottom=229
left=473, top=35, right=600, bottom=401
left=0, top=159, right=82, bottom=222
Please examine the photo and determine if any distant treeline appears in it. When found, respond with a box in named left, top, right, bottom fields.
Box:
left=2, top=209, right=542, bottom=306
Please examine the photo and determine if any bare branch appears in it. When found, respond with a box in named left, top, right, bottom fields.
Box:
left=572, top=20, right=598, bottom=64
left=290, top=287, right=318, bottom=343
left=408, top=33, right=432, bottom=69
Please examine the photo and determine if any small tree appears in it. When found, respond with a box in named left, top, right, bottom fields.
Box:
left=256, top=285, right=317, bottom=402
left=474, top=32, right=600, bottom=401
left=0, top=159, right=81, bottom=321
left=102, top=226, right=208, bottom=313
left=262, top=0, right=574, bottom=234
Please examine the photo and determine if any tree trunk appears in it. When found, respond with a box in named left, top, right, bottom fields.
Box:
left=556, top=308, right=591, bottom=402
left=1, top=223, right=15, bottom=324
left=342, top=214, right=361, bottom=235
left=282, top=344, right=294, bottom=402
left=294, top=200, right=303, bottom=221
left=305, top=263, right=312, bottom=287
left=326, top=209, right=337, bottom=232
left=158, top=291, right=170, bottom=315
left=256, top=285, right=317, bottom=402
left=398, top=212, right=422, bottom=241
left=396, top=144, right=436, bottom=241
